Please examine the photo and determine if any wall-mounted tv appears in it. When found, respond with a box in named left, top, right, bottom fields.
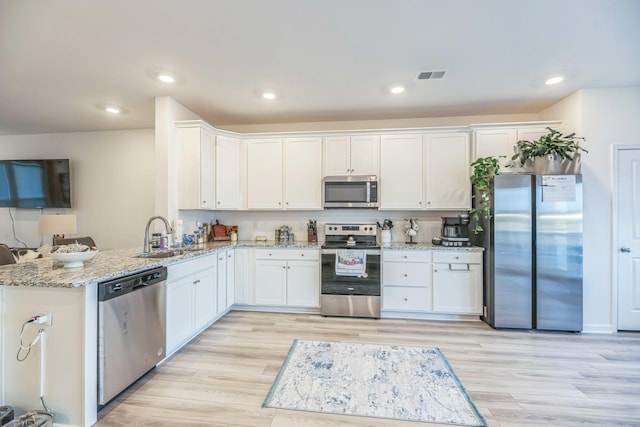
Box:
left=0, top=159, right=71, bottom=208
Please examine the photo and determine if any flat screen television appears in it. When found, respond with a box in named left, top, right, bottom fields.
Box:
left=0, top=159, right=71, bottom=208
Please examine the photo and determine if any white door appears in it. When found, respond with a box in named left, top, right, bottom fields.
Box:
left=350, top=135, right=380, bottom=176
left=247, top=139, right=283, bottom=209
left=424, top=132, right=471, bottom=210
left=379, top=134, right=423, bottom=209
left=323, top=136, right=350, bottom=176
left=215, top=135, right=242, bottom=209
left=284, top=137, right=322, bottom=209
left=617, top=147, right=640, bottom=330
left=287, top=260, right=320, bottom=307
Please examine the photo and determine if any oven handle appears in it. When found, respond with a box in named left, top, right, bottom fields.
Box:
left=322, top=249, right=381, bottom=255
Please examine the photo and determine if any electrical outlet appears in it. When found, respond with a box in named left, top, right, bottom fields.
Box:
left=33, top=313, right=53, bottom=326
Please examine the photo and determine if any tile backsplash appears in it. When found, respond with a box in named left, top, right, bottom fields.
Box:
left=180, top=209, right=470, bottom=244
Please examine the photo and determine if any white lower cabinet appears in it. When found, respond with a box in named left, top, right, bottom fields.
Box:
left=382, top=249, right=483, bottom=317
left=254, top=249, right=320, bottom=308
left=216, top=251, right=228, bottom=313
left=432, top=251, right=483, bottom=314
left=234, top=247, right=254, bottom=305
left=166, top=254, right=218, bottom=356
left=382, top=250, right=432, bottom=312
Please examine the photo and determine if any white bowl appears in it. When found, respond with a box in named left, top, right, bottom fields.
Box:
left=51, top=250, right=99, bottom=268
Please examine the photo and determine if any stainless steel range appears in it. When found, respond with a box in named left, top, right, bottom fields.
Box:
left=321, top=223, right=381, bottom=318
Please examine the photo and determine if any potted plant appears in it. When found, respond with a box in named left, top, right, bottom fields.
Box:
left=469, top=156, right=500, bottom=234
left=509, top=127, right=587, bottom=174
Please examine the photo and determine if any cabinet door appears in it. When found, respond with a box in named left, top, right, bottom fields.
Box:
left=432, top=263, right=482, bottom=314
left=349, top=135, right=380, bottom=176
left=226, top=250, right=235, bottom=308
left=166, top=276, right=194, bottom=354
left=286, top=260, right=320, bottom=307
left=193, top=267, right=217, bottom=329
left=247, top=139, right=283, bottom=209
left=255, top=260, right=287, bottom=305
left=216, top=135, right=242, bottom=209
left=424, top=133, right=471, bottom=210
left=216, top=252, right=227, bottom=313
left=177, top=124, right=216, bottom=210
left=323, top=136, right=350, bottom=176
left=380, top=134, right=423, bottom=209
left=284, top=137, right=322, bottom=209
left=234, top=248, right=254, bottom=305
left=474, top=128, right=517, bottom=170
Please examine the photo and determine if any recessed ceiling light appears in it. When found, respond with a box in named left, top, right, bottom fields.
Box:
left=545, top=76, right=564, bottom=85
left=390, top=86, right=405, bottom=94
left=262, top=91, right=277, bottom=100
left=104, top=106, right=122, bottom=114
left=157, top=73, right=175, bottom=83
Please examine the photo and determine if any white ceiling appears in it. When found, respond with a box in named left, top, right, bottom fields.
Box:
left=1, top=0, right=639, bottom=135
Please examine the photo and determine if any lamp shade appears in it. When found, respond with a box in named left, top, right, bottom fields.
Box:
left=39, top=214, right=77, bottom=235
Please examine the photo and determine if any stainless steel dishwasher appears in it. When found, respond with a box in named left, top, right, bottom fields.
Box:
left=97, top=266, right=167, bottom=406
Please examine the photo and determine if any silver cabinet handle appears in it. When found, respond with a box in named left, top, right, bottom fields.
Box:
left=621, top=247, right=632, bottom=253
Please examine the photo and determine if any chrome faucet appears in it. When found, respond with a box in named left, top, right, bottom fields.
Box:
left=143, top=216, right=173, bottom=253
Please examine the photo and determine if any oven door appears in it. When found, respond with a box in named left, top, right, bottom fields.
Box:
left=321, top=249, right=381, bottom=295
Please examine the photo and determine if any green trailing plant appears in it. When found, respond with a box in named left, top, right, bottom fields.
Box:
left=469, top=156, right=500, bottom=234
left=509, top=127, right=587, bottom=167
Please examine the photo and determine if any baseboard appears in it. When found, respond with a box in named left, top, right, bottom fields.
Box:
left=582, top=323, right=615, bottom=334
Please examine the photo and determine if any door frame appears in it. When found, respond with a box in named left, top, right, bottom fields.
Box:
left=611, top=144, right=640, bottom=331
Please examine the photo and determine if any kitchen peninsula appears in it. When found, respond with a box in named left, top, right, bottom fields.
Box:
left=0, top=242, right=482, bottom=426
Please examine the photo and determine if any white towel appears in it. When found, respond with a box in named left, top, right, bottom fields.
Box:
left=335, top=250, right=367, bottom=277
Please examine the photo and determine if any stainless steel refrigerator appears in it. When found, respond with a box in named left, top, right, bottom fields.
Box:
left=474, top=174, right=583, bottom=331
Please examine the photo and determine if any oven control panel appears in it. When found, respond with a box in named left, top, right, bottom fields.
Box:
left=324, top=223, right=377, bottom=236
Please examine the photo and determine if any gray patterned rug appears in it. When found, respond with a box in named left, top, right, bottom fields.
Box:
left=263, top=340, right=487, bottom=426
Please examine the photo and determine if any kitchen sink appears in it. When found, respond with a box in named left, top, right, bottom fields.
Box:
left=134, top=247, right=201, bottom=259
left=134, top=250, right=181, bottom=259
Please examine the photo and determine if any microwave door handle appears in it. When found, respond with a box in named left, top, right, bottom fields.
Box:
left=366, top=181, right=370, bottom=202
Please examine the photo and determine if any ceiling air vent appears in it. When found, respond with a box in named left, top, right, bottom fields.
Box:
left=418, top=70, right=446, bottom=80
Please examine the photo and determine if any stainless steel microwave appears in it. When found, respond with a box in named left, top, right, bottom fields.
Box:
left=323, top=175, right=378, bottom=208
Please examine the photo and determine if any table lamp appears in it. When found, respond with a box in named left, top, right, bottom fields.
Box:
left=39, top=214, right=77, bottom=244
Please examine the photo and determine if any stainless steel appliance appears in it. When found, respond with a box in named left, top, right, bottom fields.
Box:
left=323, top=175, right=378, bottom=208
left=441, top=214, right=471, bottom=247
left=98, top=267, right=167, bottom=405
left=475, top=174, right=583, bottom=331
left=321, top=223, right=381, bottom=318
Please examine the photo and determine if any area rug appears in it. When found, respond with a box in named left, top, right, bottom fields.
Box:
left=263, top=340, right=487, bottom=426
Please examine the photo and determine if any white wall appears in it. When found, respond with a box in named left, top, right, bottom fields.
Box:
left=541, top=87, right=640, bottom=332
left=0, top=129, right=154, bottom=250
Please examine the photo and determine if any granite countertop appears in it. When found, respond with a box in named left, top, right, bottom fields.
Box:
left=380, top=243, right=484, bottom=251
left=0, top=240, right=481, bottom=289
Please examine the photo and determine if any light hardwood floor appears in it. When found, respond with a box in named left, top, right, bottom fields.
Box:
left=96, top=311, right=640, bottom=427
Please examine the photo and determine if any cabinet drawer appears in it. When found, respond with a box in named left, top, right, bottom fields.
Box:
left=432, top=251, right=482, bottom=264
left=168, top=253, right=216, bottom=281
left=383, top=250, right=431, bottom=263
left=255, top=249, right=319, bottom=261
left=383, top=262, right=430, bottom=287
left=383, top=286, right=431, bottom=311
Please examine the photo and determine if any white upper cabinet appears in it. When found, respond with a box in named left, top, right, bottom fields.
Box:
left=247, top=138, right=284, bottom=209
left=473, top=125, right=555, bottom=171
left=323, top=135, right=380, bottom=176
left=215, top=135, right=243, bottom=209
left=247, top=137, right=322, bottom=210
left=285, top=137, right=322, bottom=209
left=177, top=122, right=216, bottom=210
left=424, top=132, right=471, bottom=210
left=379, top=134, right=424, bottom=210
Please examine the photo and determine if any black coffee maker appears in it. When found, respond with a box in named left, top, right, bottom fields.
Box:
left=440, top=214, right=471, bottom=247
